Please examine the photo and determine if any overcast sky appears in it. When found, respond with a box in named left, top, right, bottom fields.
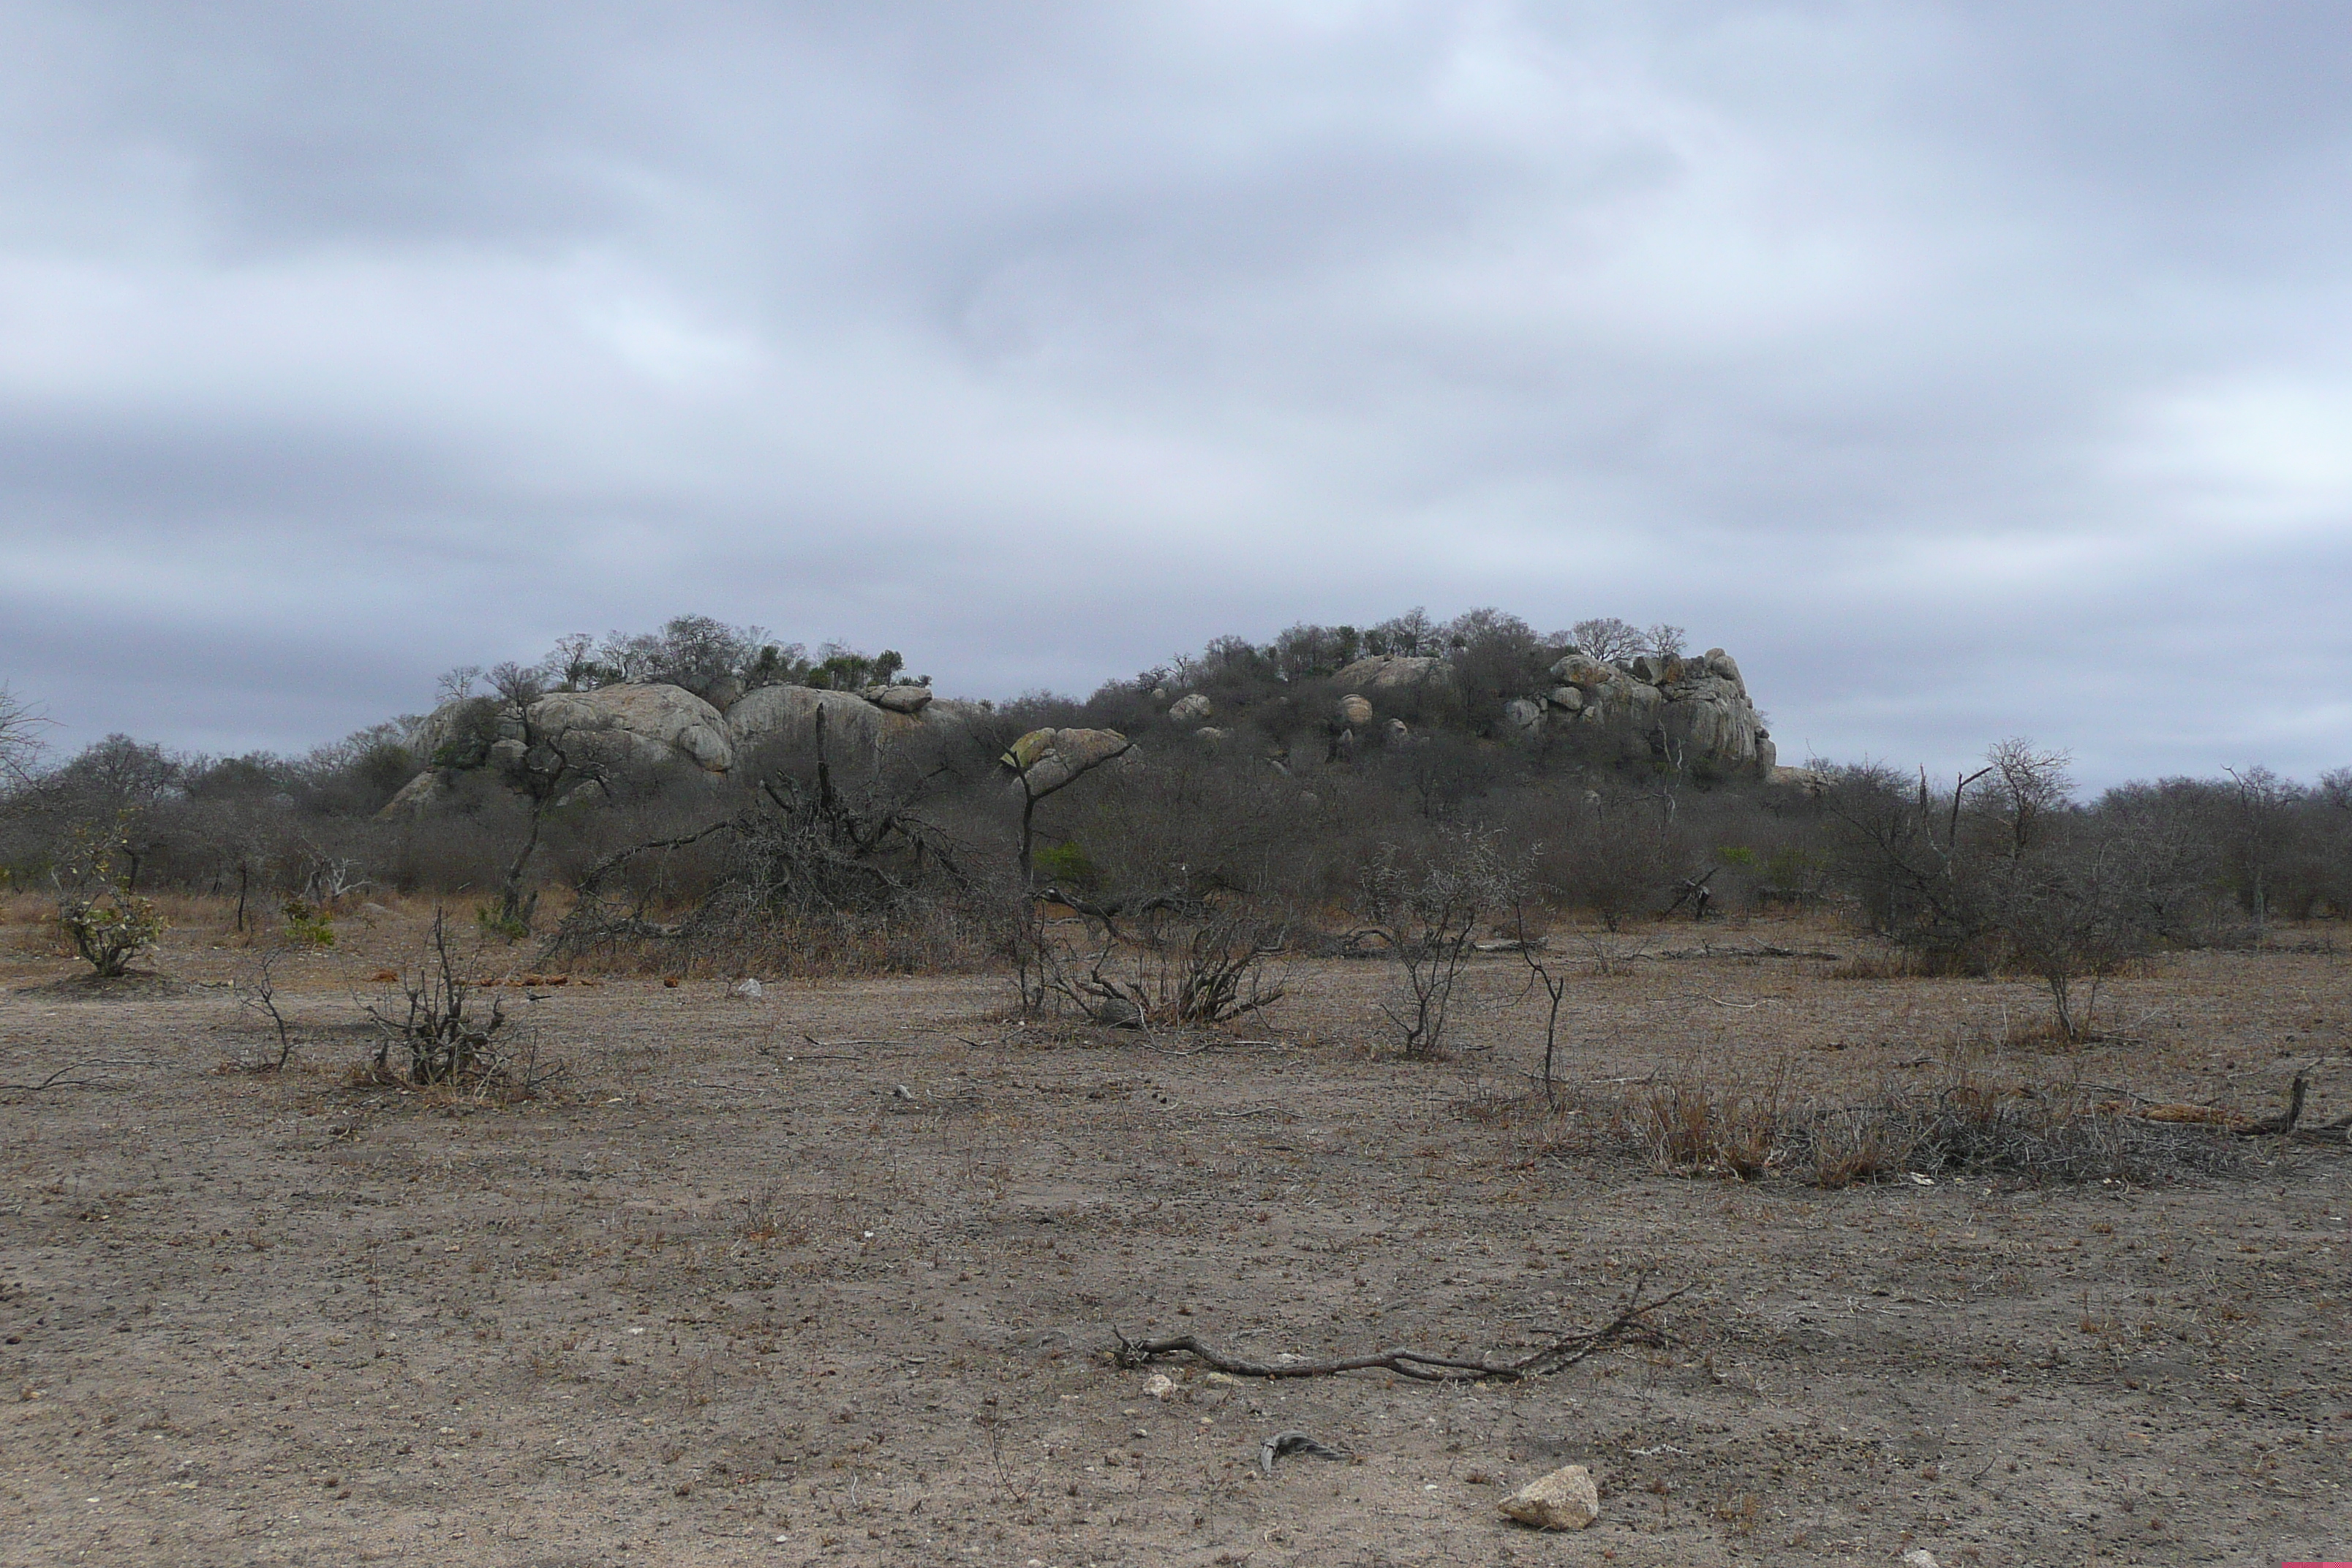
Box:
left=3, top=1, right=2349, bottom=788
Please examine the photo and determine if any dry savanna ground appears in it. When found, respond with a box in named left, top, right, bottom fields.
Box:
left=0, top=894, right=2347, bottom=1567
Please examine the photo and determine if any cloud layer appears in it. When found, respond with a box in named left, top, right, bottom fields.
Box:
left=4, top=1, right=2349, bottom=785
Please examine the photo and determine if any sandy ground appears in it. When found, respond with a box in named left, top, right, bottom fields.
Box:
left=0, top=907, right=2347, bottom=1567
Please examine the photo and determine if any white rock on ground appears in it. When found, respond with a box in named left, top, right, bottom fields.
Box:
left=1498, top=1463, right=1600, bottom=1530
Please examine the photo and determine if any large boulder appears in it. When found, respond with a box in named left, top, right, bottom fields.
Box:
left=1768, top=764, right=1828, bottom=794
left=1548, top=653, right=1613, bottom=690
left=404, top=696, right=502, bottom=770
left=1002, top=727, right=1131, bottom=799
left=862, top=683, right=934, bottom=715
left=377, top=767, right=456, bottom=818
left=727, top=685, right=976, bottom=761
left=1333, top=655, right=1451, bottom=692
left=1336, top=693, right=1374, bottom=727
left=530, top=685, right=736, bottom=773
left=1168, top=693, right=1215, bottom=723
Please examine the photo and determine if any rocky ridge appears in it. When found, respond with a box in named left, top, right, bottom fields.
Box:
left=385, top=638, right=1789, bottom=812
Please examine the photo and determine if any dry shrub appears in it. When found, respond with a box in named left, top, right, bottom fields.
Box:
left=361, top=908, right=562, bottom=1098
left=1829, top=948, right=1939, bottom=981
left=1571, top=1063, right=2242, bottom=1188
left=1799, top=1107, right=1918, bottom=1189
left=1637, top=1060, right=1793, bottom=1180
left=736, top=1182, right=814, bottom=1248
left=1019, top=912, right=1286, bottom=1029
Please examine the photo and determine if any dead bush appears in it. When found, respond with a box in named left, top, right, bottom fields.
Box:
left=1580, top=1064, right=2243, bottom=1187
left=363, top=909, right=560, bottom=1095
left=1019, top=911, right=1286, bottom=1030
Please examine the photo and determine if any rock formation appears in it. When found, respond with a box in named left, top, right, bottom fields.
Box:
left=385, top=633, right=1781, bottom=818
left=1319, top=642, right=1774, bottom=779
left=384, top=679, right=976, bottom=816
left=1332, top=655, right=1449, bottom=692
left=1538, top=646, right=1774, bottom=778
left=527, top=685, right=736, bottom=774
left=726, top=684, right=976, bottom=761
left=1000, top=727, right=1133, bottom=799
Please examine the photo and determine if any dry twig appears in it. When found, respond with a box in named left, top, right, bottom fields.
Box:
left=1110, top=1275, right=1689, bottom=1384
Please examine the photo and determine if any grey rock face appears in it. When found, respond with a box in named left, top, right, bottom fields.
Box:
left=1333, top=655, right=1450, bottom=691
left=862, top=683, right=934, bottom=715
left=532, top=685, right=736, bottom=773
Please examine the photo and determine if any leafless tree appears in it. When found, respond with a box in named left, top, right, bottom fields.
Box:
left=0, top=685, right=50, bottom=791
left=2222, top=764, right=2296, bottom=938
left=1982, top=738, right=2073, bottom=859
left=1359, top=828, right=1520, bottom=1059
left=1569, top=617, right=1643, bottom=666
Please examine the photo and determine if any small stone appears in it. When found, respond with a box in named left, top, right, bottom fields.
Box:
left=1499, top=1463, right=1600, bottom=1531
left=1143, top=1373, right=1175, bottom=1401
left=731, top=978, right=764, bottom=998
left=1902, top=1553, right=1942, bottom=1568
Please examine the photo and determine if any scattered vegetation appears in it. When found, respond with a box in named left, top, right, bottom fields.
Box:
left=52, top=821, right=166, bottom=977
left=2, top=611, right=2348, bottom=1003
left=1551, top=1061, right=2253, bottom=1188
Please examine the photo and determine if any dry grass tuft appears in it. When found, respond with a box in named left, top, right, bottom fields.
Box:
left=1553, top=1062, right=2247, bottom=1188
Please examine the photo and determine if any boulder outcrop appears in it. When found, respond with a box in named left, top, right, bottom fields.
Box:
left=1548, top=645, right=1774, bottom=778
left=862, top=683, right=933, bottom=715
left=1333, top=655, right=1450, bottom=692
left=1319, top=642, right=1774, bottom=779
left=386, top=678, right=981, bottom=816
left=530, top=685, right=736, bottom=774
left=1002, top=727, right=1132, bottom=799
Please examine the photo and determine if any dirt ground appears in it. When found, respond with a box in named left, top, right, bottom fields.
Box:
left=1, top=903, right=2347, bottom=1567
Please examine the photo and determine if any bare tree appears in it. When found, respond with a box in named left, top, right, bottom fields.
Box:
left=0, top=685, right=50, bottom=790
left=1569, top=617, right=1643, bottom=666
left=486, top=662, right=600, bottom=935
left=1982, top=738, right=2073, bottom=859
left=2222, top=764, right=2296, bottom=938
left=1985, top=818, right=2195, bottom=1042
left=1510, top=896, right=1569, bottom=1107
left=1359, top=828, right=1520, bottom=1059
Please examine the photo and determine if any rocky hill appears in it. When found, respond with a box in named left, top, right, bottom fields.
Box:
left=382, top=619, right=1787, bottom=814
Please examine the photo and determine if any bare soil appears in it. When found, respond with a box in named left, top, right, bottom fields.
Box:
left=1, top=905, right=2347, bottom=1567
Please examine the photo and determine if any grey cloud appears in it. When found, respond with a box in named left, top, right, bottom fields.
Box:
left=1, top=1, right=2348, bottom=786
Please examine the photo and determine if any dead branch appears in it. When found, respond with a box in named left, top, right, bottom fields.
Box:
left=0, top=1064, right=107, bottom=1091
left=1110, top=1276, right=1690, bottom=1384
left=2234, top=1074, right=2307, bottom=1138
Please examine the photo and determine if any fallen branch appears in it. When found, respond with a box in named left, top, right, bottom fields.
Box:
left=2290, top=1113, right=2352, bottom=1147
left=1110, top=1275, right=1690, bottom=1384
left=2234, top=1074, right=2307, bottom=1138
left=1645, top=944, right=1844, bottom=962
left=0, top=1064, right=106, bottom=1091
